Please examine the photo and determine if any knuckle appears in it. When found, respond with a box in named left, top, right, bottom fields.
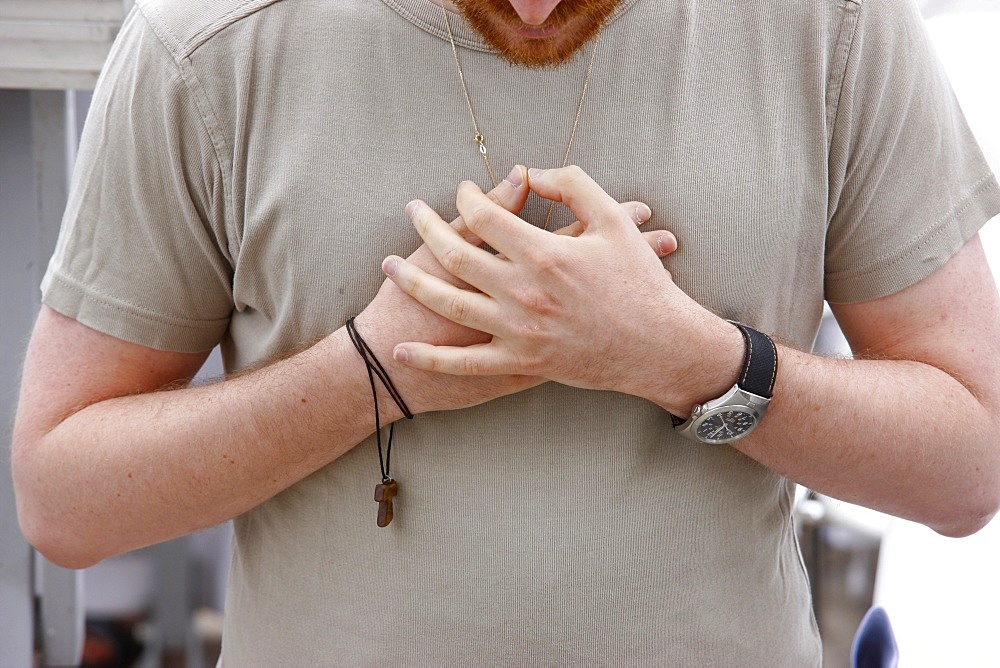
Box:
left=530, top=249, right=568, bottom=280
left=533, top=253, right=557, bottom=274
left=563, top=164, right=587, bottom=183
left=445, top=292, right=469, bottom=322
left=466, top=202, right=493, bottom=230
left=439, top=245, right=468, bottom=276
left=463, top=356, right=484, bottom=376
left=404, top=271, right=427, bottom=298
left=520, top=288, right=555, bottom=316
left=485, top=182, right=508, bottom=206
left=518, top=350, right=546, bottom=376
left=422, top=354, right=440, bottom=372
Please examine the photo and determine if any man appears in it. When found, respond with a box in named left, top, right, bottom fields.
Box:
left=12, top=0, right=1000, bottom=664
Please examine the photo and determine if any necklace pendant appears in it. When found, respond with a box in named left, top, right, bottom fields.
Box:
left=474, top=133, right=488, bottom=155
left=374, top=479, right=398, bottom=528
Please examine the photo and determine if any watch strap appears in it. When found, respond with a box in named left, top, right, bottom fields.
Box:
left=732, top=322, right=777, bottom=399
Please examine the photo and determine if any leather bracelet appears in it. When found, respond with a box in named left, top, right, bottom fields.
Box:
left=346, top=317, right=412, bottom=527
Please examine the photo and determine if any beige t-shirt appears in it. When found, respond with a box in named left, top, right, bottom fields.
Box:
left=44, top=0, right=1000, bottom=664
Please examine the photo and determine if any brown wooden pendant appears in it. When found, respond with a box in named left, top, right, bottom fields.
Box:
left=374, top=479, right=397, bottom=528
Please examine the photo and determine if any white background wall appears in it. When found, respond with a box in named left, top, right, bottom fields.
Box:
left=924, top=7, right=1000, bottom=273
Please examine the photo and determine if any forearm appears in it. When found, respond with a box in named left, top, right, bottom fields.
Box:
left=731, top=347, right=1000, bottom=536
left=379, top=166, right=1000, bottom=537
left=14, top=325, right=397, bottom=568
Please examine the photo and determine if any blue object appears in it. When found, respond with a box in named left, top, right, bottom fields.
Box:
left=851, top=606, right=899, bottom=668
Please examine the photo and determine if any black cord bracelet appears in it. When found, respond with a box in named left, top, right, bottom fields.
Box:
left=346, top=317, right=413, bottom=528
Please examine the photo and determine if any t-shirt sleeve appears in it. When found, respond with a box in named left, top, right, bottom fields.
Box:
left=824, top=0, right=1000, bottom=304
left=41, top=5, right=234, bottom=352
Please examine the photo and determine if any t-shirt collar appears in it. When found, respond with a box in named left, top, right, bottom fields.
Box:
left=379, top=0, right=640, bottom=54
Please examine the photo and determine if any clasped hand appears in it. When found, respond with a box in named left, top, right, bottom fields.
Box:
left=384, top=164, right=706, bottom=402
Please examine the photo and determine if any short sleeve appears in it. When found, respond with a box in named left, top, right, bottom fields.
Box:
left=824, top=0, right=1000, bottom=304
left=42, top=5, right=234, bottom=352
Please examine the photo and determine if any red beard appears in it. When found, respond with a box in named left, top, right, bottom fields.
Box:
left=453, top=0, right=622, bottom=68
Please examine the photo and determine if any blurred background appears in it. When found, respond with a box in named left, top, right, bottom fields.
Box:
left=1, top=0, right=998, bottom=666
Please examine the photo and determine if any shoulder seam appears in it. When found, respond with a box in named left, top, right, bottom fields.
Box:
left=120, top=3, right=235, bottom=268
left=137, top=0, right=285, bottom=60
left=825, top=0, right=862, bottom=147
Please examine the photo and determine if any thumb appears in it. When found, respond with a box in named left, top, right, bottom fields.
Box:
left=488, top=165, right=529, bottom=213
left=526, top=165, right=622, bottom=234
left=452, top=165, right=528, bottom=242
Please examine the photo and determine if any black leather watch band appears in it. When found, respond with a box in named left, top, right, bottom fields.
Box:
left=731, top=322, right=777, bottom=399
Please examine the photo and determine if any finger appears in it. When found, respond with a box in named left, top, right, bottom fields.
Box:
left=552, top=220, right=585, bottom=238
left=406, top=199, right=508, bottom=293
left=642, top=230, right=677, bottom=258
left=553, top=201, right=653, bottom=238
left=455, top=180, right=551, bottom=262
left=526, top=165, right=631, bottom=234
left=382, top=254, right=503, bottom=333
left=393, top=341, right=517, bottom=376
left=452, top=165, right=529, bottom=244
left=624, top=201, right=653, bottom=225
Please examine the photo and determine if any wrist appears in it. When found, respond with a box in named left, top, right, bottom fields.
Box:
left=671, top=321, right=778, bottom=444
left=332, top=316, right=412, bottom=423
left=665, top=316, right=745, bottom=416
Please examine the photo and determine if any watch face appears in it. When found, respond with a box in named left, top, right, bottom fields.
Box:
left=695, top=409, right=758, bottom=443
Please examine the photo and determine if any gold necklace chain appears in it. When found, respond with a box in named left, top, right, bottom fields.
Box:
left=441, top=4, right=602, bottom=230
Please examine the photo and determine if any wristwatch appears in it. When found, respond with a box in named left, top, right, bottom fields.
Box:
left=671, top=322, right=777, bottom=444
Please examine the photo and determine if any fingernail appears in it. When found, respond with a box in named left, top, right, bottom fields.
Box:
left=635, top=203, right=652, bottom=222
left=527, top=167, right=546, bottom=180
left=657, top=233, right=677, bottom=255
left=405, top=200, right=420, bottom=216
left=393, top=347, right=409, bottom=363
left=504, top=165, right=524, bottom=187
left=382, top=257, right=398, bottom=277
